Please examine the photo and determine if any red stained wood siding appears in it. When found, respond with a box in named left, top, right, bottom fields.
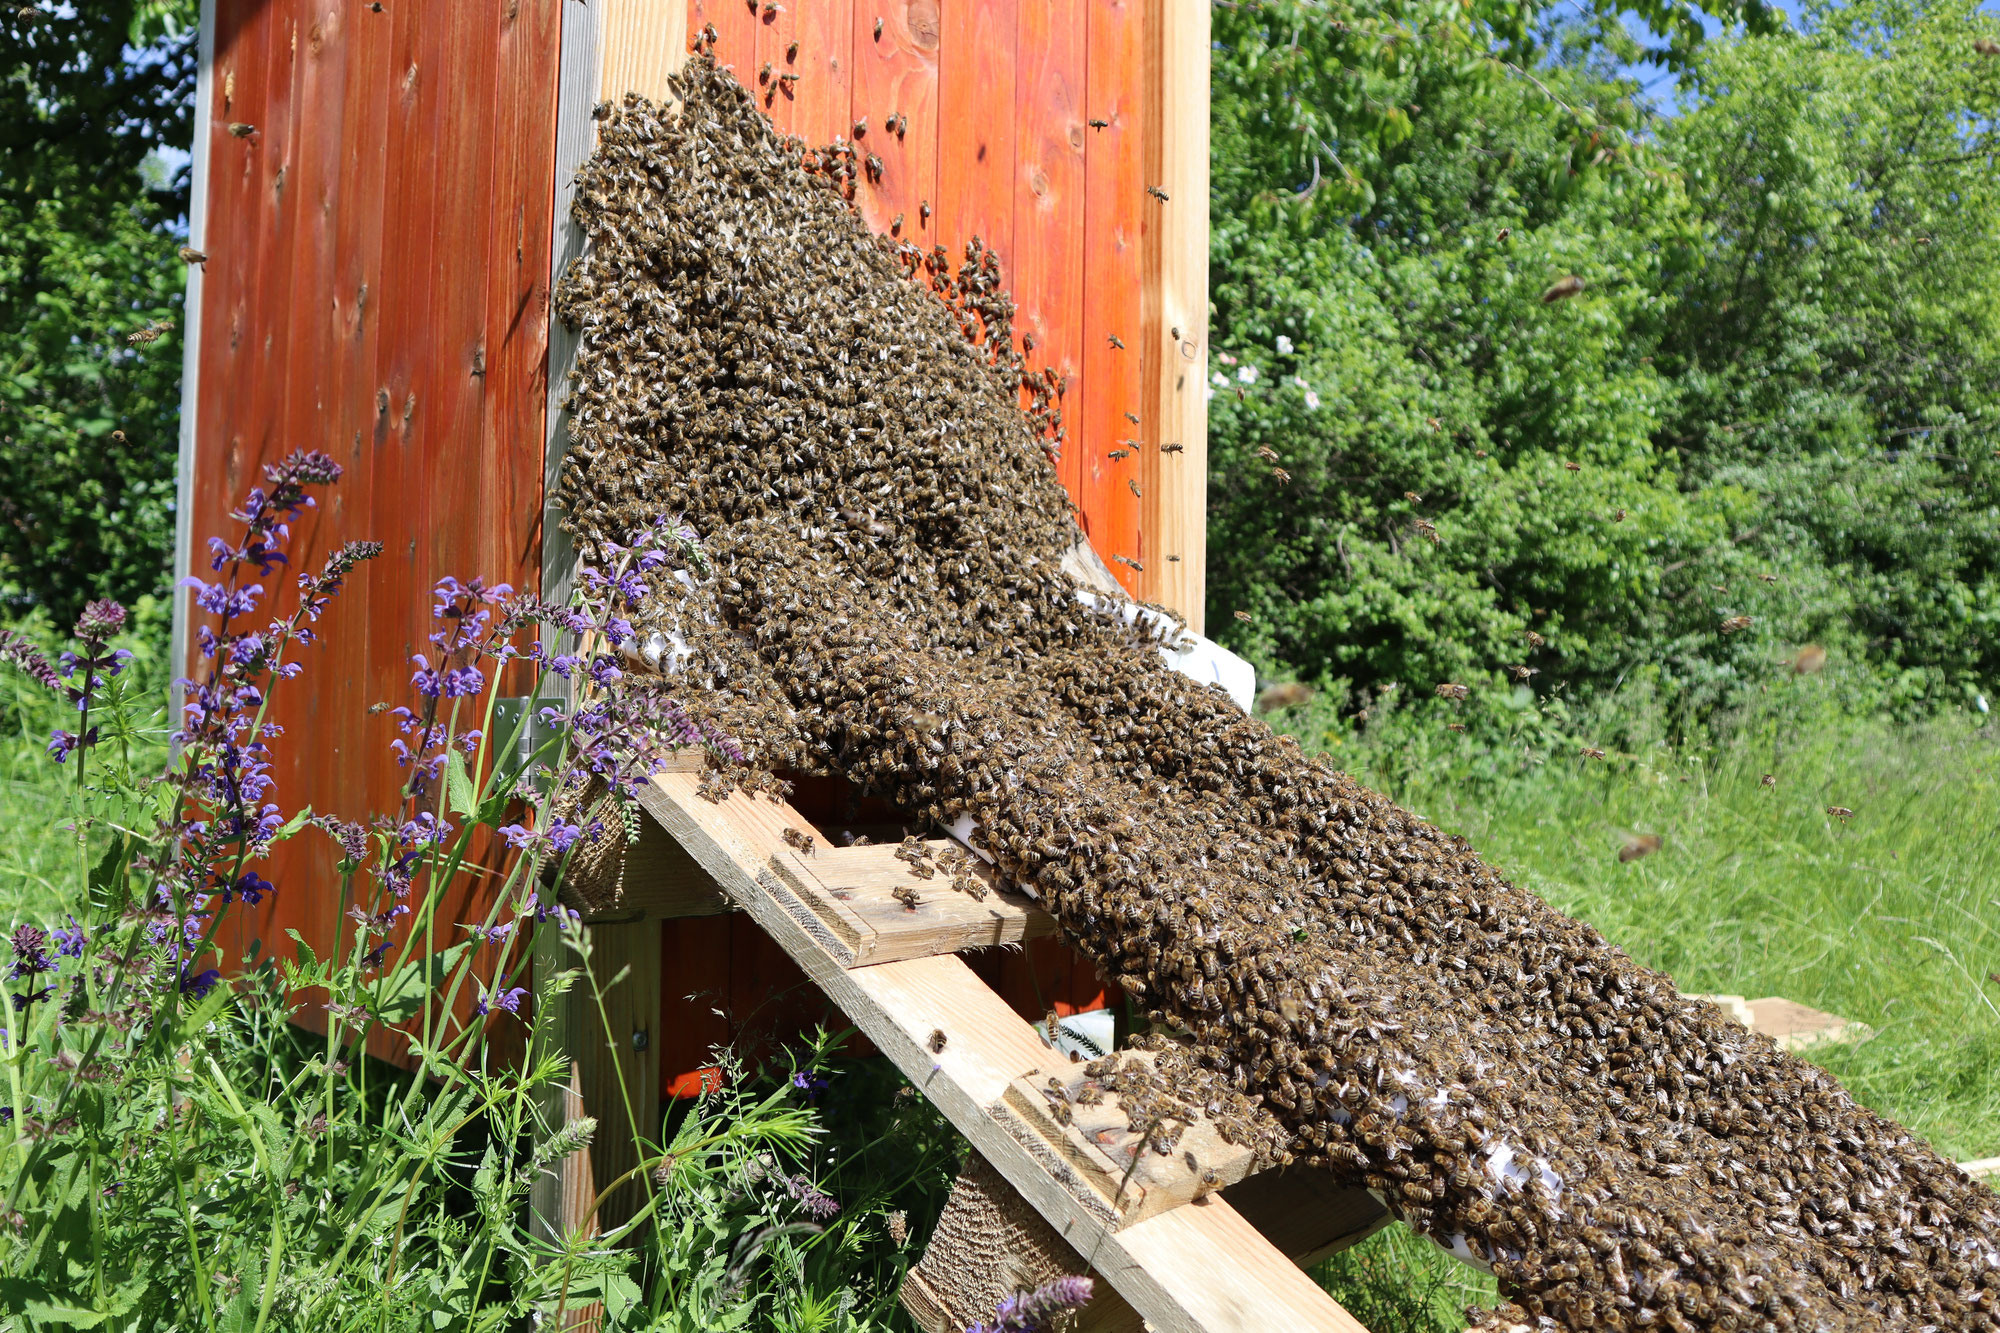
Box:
left=186, top=0, right=562, bottom=1036
left=188, top=0, right=1177, bottom=1083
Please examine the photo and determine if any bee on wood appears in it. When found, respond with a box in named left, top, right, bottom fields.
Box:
left=1541, top=274, right=1585, bottom=303
left=864, top=152, right=883, bottom=182
left=873, top=16, right=883, bottom=39
left=782, top=827, right=815, bottom=856
left=1108, top=334, right=1124, bottom=349
left=227, top=122, right=256, bottom=138
left=852, top=116, right=868, bottom=136
left=919, top=200, right=931, bottom=223
left=786, top=39, right=799, bottom=61
left=927, top=1029, right=947, bottom=1054
left=891, top=884, right=923, bottom=911
left=888, top=112, right=908, bottom=137
left=1128, top=478, right=1142, bottom=498
left=1720, top=615, right=1754, bottom=635
left=1146, top=185, right=1170, bottom=202
left=759, top=62, right=774, bottom=84
left=1166, top=554, right=1181, bottom=561
left=1089, top=118, right=1110, bottom=129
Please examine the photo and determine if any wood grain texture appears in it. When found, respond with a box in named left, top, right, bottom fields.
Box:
left=768, top=841, right=1050, bottom=965
left=636, top=771, right=1366, bottom=1333
left=849, top=0, right=940, bottom=241
left=689, top=0, right=758, bottom=78
left=935, top=0, right=1016, bottom=306
left=778, top=0, right=854, bottom=144
left=1080, top=0, right=1146, bottom=594
left=1137, top=0, right=1209, bottom=630
left=1012, top=0, right=1087, bottom=500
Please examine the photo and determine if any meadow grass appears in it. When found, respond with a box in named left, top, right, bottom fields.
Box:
left=1269, top=686, right=2000, bottom=1330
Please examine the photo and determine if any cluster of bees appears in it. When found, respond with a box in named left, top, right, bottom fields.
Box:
left=554, top=56, right=2000, bottom=1333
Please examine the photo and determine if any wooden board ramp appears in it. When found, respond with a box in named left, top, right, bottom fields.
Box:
left=580, top=765, right=1389, bottom=1333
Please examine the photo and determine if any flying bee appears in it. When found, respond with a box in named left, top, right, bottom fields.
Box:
left=178, top=246, right=208, bottom=265
left=1826, top=805, right=1855, bottom=822
left=1234, top=610, right=1253, bottom=623
left=1128, top=477, right=1142, bottom=498
left=1618, top=833, right=1663, bottom=863
left=1411, top=518, right=1438, bottom=544
left=1580, top=747, right=1605, bottom=761
left=1112, top=554, right=1143, bottom=573
left=1541, top=274, right=1585, bottom=303
left=1563, top=460, right=1581, bottom=472
left=1503, top=664, right=1537, bottom=682
left=1270, top=467, right=1291, bottom=485
left=1404, top=491, right=1422, bottom=503
left=1524, top=629, right=1546, bottom=647
left=1612, top=508, right=1626, bottom=522
left=227, top=122, right=256, bottom=138
left=1146, top=185, right=1170, bottom=202
left=1760, top=773, right=1777, bottom=788
left=1124, top=411, right=1139, bottom=424
left=1160, top=442, right=1183, bottom=454
left=1719, top=615, right=1754, bottom=635
left=1108, top=448, right=1131, bottom=461
left=1108, top=334, right=1124, bottom=349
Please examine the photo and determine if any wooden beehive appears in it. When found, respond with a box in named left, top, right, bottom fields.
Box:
left=173, top=0, right=1210, bottom=1092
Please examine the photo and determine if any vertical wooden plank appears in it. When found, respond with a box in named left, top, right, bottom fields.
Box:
left=689, top=0, right=758, bottom=76
left=1080, top=0, right=1146, bottom=596
left=935, top=0, right=1015, bottom=281
left=784, top=0, right=853, bottom=144
left=484, top=0, right=562, bottom=598
left=170, top=0, right=220, bottom=718
left=849, top=0, right=940, bottom=241
left=1013, top=0, right=1087, bottom=501
left=1138, top=0, right=1209, bottom=631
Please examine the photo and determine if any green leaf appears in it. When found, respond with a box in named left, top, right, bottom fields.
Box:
left=370, top=941, right=476, bottom=1026
left=445, top=751, right=479, bottom=820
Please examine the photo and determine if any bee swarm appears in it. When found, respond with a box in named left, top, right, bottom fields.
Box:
left=555, top=55, right=2000, bottom=1332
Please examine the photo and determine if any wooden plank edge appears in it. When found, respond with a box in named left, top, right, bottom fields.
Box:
left=170, top=0, right=222, bottom=706
left=636, top=772, right=1366, bottom=1333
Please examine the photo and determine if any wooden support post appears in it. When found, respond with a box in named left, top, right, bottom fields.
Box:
left=1138, top=0, right=1210, bottom=632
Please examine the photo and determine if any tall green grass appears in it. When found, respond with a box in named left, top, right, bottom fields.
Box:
left=1270, top=682, right=2000, bottom=1330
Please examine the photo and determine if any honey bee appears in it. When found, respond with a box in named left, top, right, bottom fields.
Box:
left=864, top=152, right=883, bottom=182
left=1145, top=185, right=1170, bottom=202
left=1760, top=773, right=1777, bottom=788
left=1123, top=411, right=1139, bottom=424
left=1790, top=644, right=1827, bottom=674
left=873, top=16, right=883, bottom=39
left=1404, top=491, right=1422, bottom=503
left=1503, top=664, right=1537, bottom=682
left=853, top=116, right=868, bottom=136
left=1108, top=334, right=1124, bottom=349
left=1541, top=274, right=1585, bottom=303
left=1089, top=118, right=1110, bottom=129
left=1411, top=518, right=1438, bottom=544
left=1524, top=629, right=1545, bottom=648
left=1435, top=681, right=1469, bottom=701
left=1618, top=833, right=1663, bottom=863
left=786, top=39, right=799, bottom=61
left=1826, top=805, right=1855, bottom=822
left=1720, top=615, right=1754, bottom=635
left=927, top=1029, right=947, bottom=1054
left=178, top=246, right=208, bottom=265
left=227, top=122, right=256, bottom=138
left=891, top=884, right=923, bottom=910
left=781, top=827, right=816, bottom=856
left=1234, top=610, right=1253, bottom=623
left=1128, top=478, right=1142, bottom=498
left=1579, top=747, right=1605, bottom=761
left=1160, top=442, right=1183, bottom=453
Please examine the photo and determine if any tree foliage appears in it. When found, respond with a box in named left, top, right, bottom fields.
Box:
left=1207, top=0, right=2000, bottom=718
left=0, top=2, right=195, bottom=623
